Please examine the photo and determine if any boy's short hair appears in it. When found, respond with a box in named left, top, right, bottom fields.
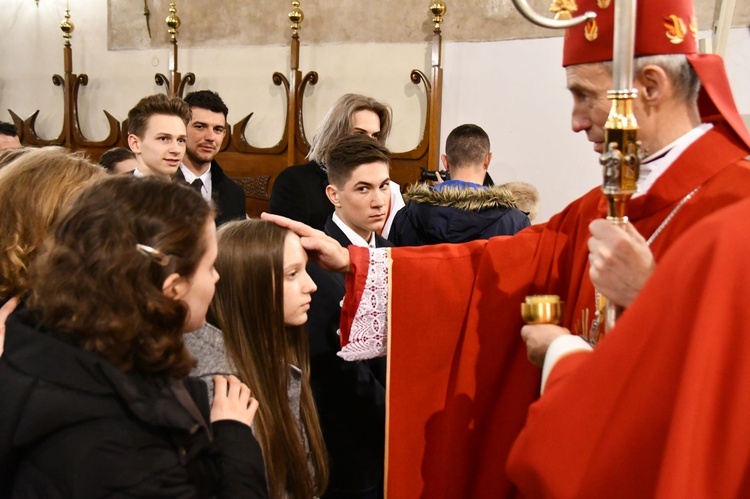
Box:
left=326, top=135, right=390, bottom=188
left=445, top=124, right=491, bottom=169
left=183, top=90, right=229, bottom=118
left=99, top=147, right=136, bottom=173
left=127, top=94, right=191, bottom=138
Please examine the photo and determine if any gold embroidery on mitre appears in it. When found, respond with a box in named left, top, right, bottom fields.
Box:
left=689, top=16, right=698, bottom=38
left=597, top=0, right=611, bottom=8
left=550, top=0, right=578, bottom=20
left=664, top=15, right=687, bottom=44
left=584, top=19, right=598, bottom=41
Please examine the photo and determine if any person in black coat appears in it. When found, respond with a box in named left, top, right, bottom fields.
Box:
left=269, top=93, right=405, bottom=237
left=306, top=135, right=395, bottom=499
left=0, top=176, right=266, bottom=498
left=179, top=90, right=247, bottom=226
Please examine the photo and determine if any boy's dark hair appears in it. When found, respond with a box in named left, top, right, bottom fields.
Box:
left=0, top=121, right=19, bottom=137
left=99, top=147, right=136, bottom=173
left=127, top=94, right=191, bottom=138
left=184, top=90, right=229, bottom=118
left=326, top=134, right=390, bottom=188
left=445, top=124, right=491, bottom=169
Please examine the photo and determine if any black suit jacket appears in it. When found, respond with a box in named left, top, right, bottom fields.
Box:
left=306, top=216, right=391, bottom=495
left=269, top=161, right=332, bottom=231
left=175, top=161, right=246, bottom=226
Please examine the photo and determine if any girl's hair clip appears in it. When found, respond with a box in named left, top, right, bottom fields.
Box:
left=136, top=243, right=171, bottom=267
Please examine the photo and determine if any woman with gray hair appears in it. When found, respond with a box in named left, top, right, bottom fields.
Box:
left=269, top=93, right=404, bottom=237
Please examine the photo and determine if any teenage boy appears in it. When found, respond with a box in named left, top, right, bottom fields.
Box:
left=126, top=93, right=190, bottom=179
left=307, top=134, right=393, bottom=499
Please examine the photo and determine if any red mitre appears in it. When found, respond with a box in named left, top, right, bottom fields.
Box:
left=562, top=0, right=750, bottom=149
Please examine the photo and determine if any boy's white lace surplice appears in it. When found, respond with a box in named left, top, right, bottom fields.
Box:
left=337, top=248, right=389, bottom=361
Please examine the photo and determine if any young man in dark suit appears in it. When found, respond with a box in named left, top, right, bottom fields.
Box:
left=178, top=90, right=246, bottom=226
left=307, top=134, right=392, bottom=499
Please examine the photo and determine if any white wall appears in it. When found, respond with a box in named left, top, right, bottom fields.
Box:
left=1, top=1, right=749, bottom=222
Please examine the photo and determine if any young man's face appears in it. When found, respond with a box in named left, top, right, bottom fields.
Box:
left=326, top=161, right=391, bottom=242
left=128, top=114, right=187, bottom=178
left=185, top=107, right=226, bottom=170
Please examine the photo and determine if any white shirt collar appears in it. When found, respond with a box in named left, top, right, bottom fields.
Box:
left=332, top=213, right=376, bottom=248
left=179, top=163, right=212, bottom=202
left=633, top=123, right=713, bottom=198
left=133, top=167, right=146, bottom=178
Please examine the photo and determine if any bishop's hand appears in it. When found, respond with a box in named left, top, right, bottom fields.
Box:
left=261, top=213, right=351, bottom=273
left=588, top=219, right=655, bottom=308
left=520, top=324, right=570, bottom=368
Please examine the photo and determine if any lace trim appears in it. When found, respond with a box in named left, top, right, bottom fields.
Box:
left=338, top=248, right=389, bottom=361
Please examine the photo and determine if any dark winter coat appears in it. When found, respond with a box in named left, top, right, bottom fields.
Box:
left=0, top=310, right=268, bottom=499
left=389, top=183, right=532, bottom=246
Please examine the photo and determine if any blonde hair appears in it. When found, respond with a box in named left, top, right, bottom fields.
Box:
left=0, top=146, right=104, bottom=301
left=0, top=146, right=32, bottom=170
left=308, top=93, right=392, bottom=165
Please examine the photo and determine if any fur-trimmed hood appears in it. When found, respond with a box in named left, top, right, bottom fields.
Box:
left=405, top=183, right=517, bottom=210
left=404, top=182, right=540, bottom=221
left=389, top=182, right=535, bottom=246
left=500, top=181, right=540, bottom=222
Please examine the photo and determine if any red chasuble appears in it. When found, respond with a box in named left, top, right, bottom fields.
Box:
left=507, top=196, right=750, bottom=498
left=342, top=121, right=750, bottom=498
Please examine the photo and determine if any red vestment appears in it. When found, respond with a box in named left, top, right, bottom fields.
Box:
left=506, top=195, right=750, bottom=498
left=342, top=121, right=750, bottom=498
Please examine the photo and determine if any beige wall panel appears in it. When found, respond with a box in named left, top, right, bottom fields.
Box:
left=108, top=0, right=750, bottom=49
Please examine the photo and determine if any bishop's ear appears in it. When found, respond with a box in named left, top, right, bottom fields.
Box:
left=637, top=64, right=668, bottom=103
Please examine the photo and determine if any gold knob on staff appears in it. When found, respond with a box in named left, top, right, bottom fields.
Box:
left=60, top=7, right=75, bottom=42
left=289, top=1, right=304, bottom=34
left=166, top=2, right=181, bottom=42
left=430, top=1, right=447, bottom=29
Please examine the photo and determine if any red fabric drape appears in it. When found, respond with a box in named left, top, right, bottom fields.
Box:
left=507, top=196, right=750, bottom=498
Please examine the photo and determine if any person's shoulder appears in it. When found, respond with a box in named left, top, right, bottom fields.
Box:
left=210, top=161, right=241, bottom=187
left=271, top=162, right=321, bottom=198
left=277, top=161, right=322, bottom=179
left=506, top=206, right=531, bottom=226
left=323, top=215, right=350, bottom=246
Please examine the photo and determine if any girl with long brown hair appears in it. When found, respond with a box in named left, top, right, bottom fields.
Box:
left=206, top=219, right=328, bottom=498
